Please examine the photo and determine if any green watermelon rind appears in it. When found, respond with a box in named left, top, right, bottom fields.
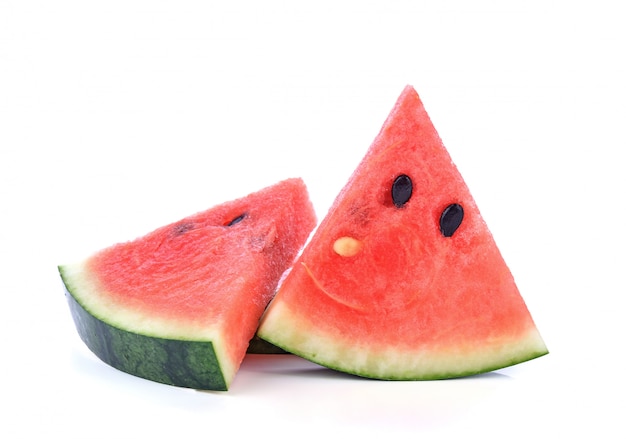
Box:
left=258, top=301, right=549, bottom=381
left=246, top=335, right=289, bottom=354
left=61, top=266, right=228, bottom=391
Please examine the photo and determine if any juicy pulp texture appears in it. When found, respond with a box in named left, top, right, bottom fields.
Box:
left=60, top=178, right=316, bottom=389
left=257, top=86, right=548, bottom=379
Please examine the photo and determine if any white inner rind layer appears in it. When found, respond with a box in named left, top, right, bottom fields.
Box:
left=61, top=262, right=237, bottom=386
left=258, top=300, right=548, bottom=380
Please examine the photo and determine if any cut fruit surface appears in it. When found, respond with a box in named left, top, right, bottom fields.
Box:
left=60, top=178, right=316, bottom=390
left=257, top=86, right=548, bottom=380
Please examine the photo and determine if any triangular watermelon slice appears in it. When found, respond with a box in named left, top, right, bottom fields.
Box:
left=257, top=86, right=548, bottom=380
left=60, top=178, right=316, bottom=390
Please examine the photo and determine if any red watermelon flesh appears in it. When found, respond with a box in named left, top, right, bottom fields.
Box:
left=257, top=86, right=548, bottom=380
left=60, top=178, right=316, bottom=389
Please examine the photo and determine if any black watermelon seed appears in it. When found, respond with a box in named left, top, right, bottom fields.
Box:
left=172, top=222, right=194, bottom=236
left=226, top=213, right=246, bottom=227
left=391, top=174, right=413, bottom=208
left=440, top=203, right=464, bottom=237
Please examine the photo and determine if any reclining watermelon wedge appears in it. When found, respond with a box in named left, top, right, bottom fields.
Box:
left=257, top=86, right=548, bottom=380
left=59, top=178, right=316, bottom=390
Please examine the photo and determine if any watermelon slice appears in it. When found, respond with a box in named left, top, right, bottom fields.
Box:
left=257, top=86, right=548, bottom=380
left=60, top=178, right=316, bottom=390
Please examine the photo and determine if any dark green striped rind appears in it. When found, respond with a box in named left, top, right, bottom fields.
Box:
left=65, top=287, right=228, bottom=391
left=246, top=335, right=289, bottom=354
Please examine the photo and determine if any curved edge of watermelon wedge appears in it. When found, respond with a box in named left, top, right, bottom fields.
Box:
left=258, top=301, right=548, bottom=380
left=61, top=265, right=229, bottom=390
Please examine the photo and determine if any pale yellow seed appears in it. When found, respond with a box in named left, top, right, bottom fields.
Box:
left=332, top=236, right=363, bottom=257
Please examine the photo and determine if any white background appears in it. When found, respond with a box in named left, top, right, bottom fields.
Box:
left=1, top=1, right=624, bottom=437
